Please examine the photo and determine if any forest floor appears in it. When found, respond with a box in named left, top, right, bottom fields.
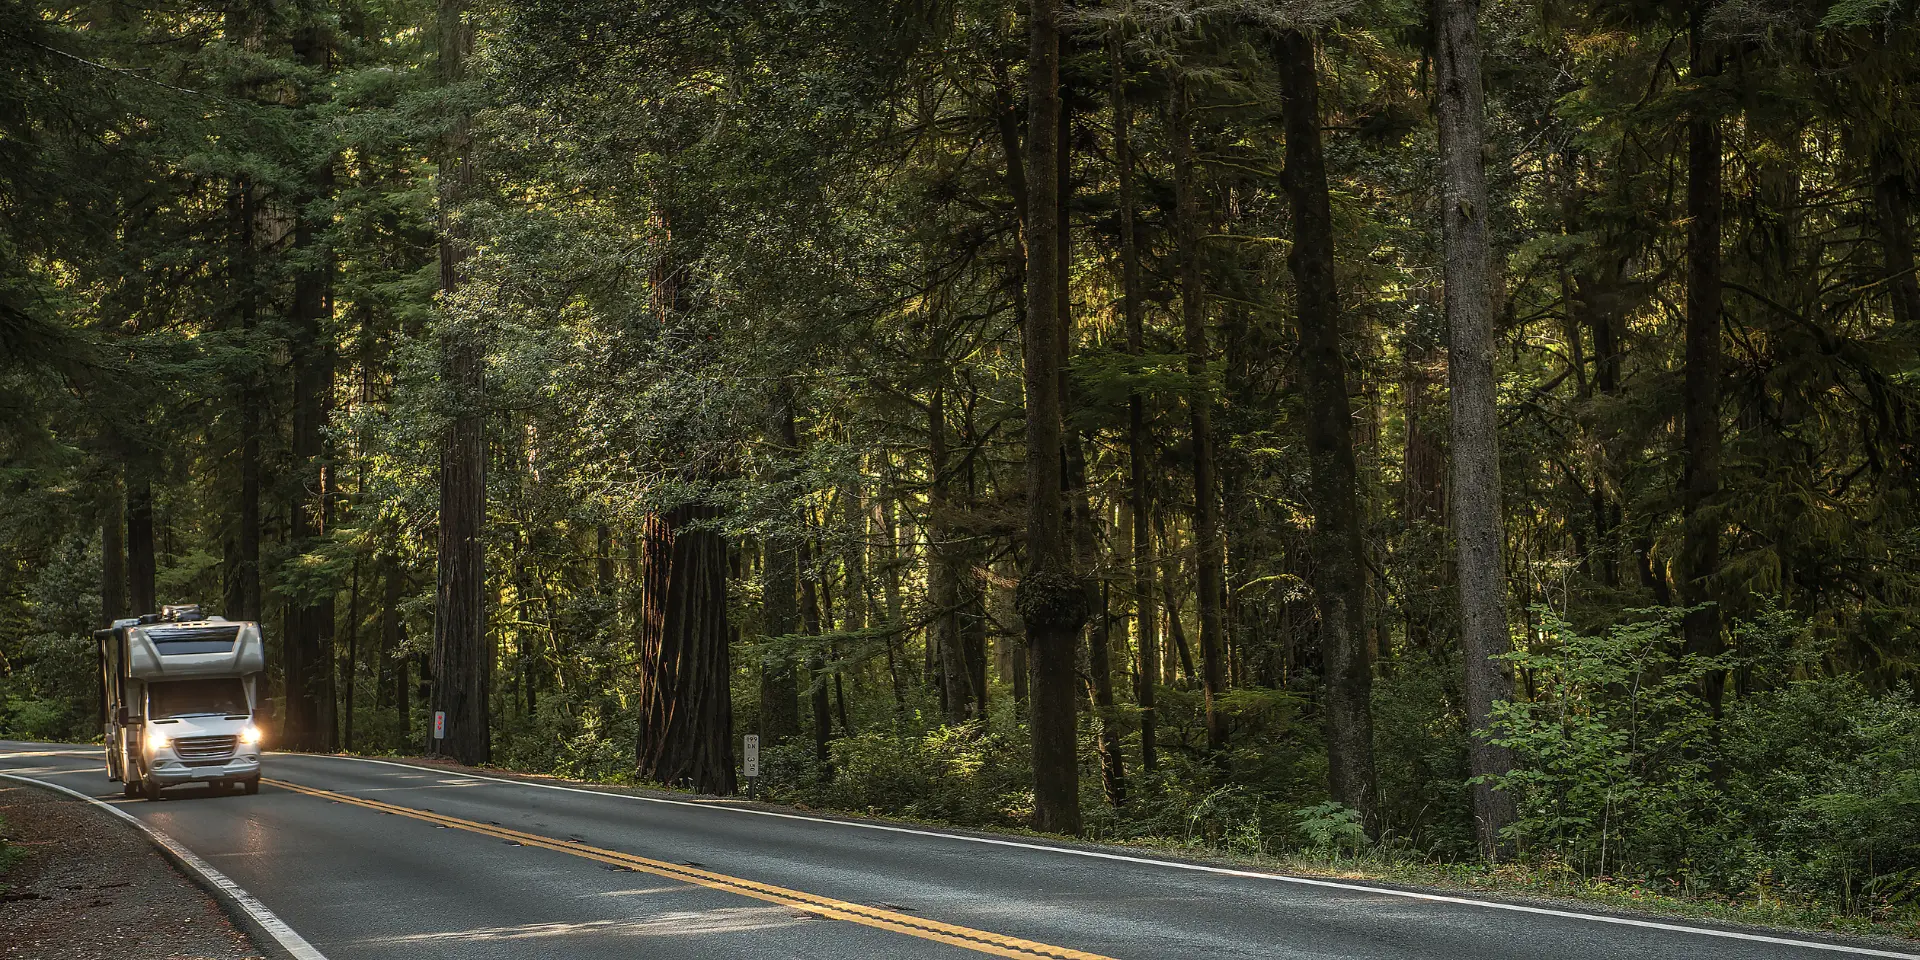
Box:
left=350, top=751, right=1920, bottom=948
left=0, top=781, right=264, bottom=960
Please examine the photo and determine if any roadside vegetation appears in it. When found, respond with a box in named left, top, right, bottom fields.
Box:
left=4, top=0, right=1919, bottom=943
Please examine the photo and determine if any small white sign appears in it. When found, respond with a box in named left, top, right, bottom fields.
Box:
left=433, top=711, right=446, bottom=740
left=743, top=734, right=760, bottom=778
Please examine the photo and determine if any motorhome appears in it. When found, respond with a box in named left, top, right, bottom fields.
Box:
left=96, top=604, right=265, bottom=799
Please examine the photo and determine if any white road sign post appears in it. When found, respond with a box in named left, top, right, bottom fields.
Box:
left=743, top=734, right=760, bottom=798
left=433, top=710, right=446, bottom=741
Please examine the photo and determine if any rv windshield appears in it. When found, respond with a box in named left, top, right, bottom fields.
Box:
left=148, top=678, right=248, bottom=719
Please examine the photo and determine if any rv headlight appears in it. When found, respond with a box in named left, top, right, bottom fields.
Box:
left=145, top=729, right=171, bottom=752
left=239, top=724, right=262, bottom=746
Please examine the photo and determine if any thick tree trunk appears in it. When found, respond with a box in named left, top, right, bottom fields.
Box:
left=1171, top=80, right=1228, bottom=756
left=127, top=469, right=155, bottom=617
left=635, top=505, right=737, bottom=794
left=758, top=533, right=802, bottom=738
left=759, top=390, right=803, bottom=741
left=285, top=44, right=338, bottom=749
left=223, top=6, right=263, bottom=632
left=1054, top=82, right=1122, bottom=802
left=1681, top=21, right=1724, bottom=719
left=929, top=385, right=978, bottom=723
left=429, top=0, right=489, bottom=765
left=232, top=357, right=266, bottom=625
left=1112, top=27, right=1157, bottom=773
left=1434, top=0, right=1516, bottom=858
left=1018, top=0, right=1085, bottom=837
left=101, top=481, right=126, bottom=626
left=1276, top=28, right=1378, bottom=827
left=379, top=556, right=404, bottom=718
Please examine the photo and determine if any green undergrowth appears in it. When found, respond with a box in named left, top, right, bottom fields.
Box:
left=1116, top=841, right=1920, bottom=944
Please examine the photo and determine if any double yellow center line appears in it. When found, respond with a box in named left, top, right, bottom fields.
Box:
left=262, top=778, right=1116, bottom=960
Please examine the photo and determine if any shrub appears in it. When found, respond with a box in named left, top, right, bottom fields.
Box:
left=1485, top=606, right=1920, bottom=921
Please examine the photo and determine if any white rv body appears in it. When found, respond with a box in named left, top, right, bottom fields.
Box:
left=97, top=607, right=266, bottom=799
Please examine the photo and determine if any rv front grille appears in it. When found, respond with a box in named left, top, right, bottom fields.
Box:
left=173, top=735, right=236, bottom=760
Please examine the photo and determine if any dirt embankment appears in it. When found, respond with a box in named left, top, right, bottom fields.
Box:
left=0, top=782, right=263, bottom=960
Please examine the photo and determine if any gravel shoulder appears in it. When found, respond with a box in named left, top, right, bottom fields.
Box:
left=0, top=781, right=264, bottom=960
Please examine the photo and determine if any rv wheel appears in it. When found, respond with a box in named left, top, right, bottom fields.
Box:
left=243, top=777, right=259, bottom=795
left=140, top=778, right=160, bottom=801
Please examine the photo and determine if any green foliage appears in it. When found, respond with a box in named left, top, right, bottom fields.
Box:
left=1487, top=607, right=1727, bottom=879
left=771, top=726, right=1035, bottom=829
left=0, top=535, right=100, bottom=742
left=1820, top=0, right=1906, bottom=29
left=1370, top=655, right=1474, bottom=854
left=1295, top=802, right=1369, bottom=857
left=1486, top=608, right=1920, bottom=922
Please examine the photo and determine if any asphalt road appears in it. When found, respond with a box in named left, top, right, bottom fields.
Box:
left=3, top=741, right=1914, bottom=960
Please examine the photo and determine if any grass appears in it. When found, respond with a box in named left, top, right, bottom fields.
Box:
left=1093, top=837, right=1920, bottom=944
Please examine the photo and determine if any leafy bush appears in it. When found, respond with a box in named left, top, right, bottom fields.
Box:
left=1725, top=677, right=1920, bottom=919
left=1485, top=607, right=1920, bottom=921
left=0, top=535, right=100, bottom=742
left=789, top=725, right=1035, bottom=828
left=1486, top=608, right=1730, bottom=883
left=1370, top=653, right=1474, bottom=855
left=1295, top=801, right=1368, bottom=857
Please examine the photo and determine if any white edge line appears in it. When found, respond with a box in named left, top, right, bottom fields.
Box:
left=0, top=770, right=330, bottom=960
left=297, top=752, right=1920, bottom=960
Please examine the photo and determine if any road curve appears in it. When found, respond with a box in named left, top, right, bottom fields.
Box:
left=2, top=741, right=1913, bottom=960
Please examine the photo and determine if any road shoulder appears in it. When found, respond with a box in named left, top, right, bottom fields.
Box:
left=0, top=780, right=265, bottom=960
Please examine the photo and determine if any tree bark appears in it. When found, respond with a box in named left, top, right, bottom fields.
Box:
left=1018, top=0, right=1085, bottom=837
left=1112, top=25, right=1157, bottom=774
left=222, top=3, right=263, bottom=632
left=1275, top=28, right=1378, bottom=827
left=1434, top=0, right=1516, bottom=858
left=929, top=384, right=977, bottom=722
left=101, top=480, right=126, bottom=626
left=635, top=505, right=737, bottom=794
left=759, top=389, right=803, bottom=741
left=429, top=0, right=489, bottom=765
left=1681, top=18, right=1724, bottom=718
left=380, top=556, right=404, bottom=725
left=127, top=468, right=155, bottom=617
left=1171, top=79, right=1228, bottom=756
left=284, top=22, right=338, bottom=750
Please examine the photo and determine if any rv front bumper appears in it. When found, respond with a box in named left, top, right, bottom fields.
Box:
left=146, top=754, right=260, bottom=786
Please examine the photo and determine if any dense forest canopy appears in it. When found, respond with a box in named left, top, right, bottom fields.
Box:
left=5, top=0, right=1920, bottom=926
